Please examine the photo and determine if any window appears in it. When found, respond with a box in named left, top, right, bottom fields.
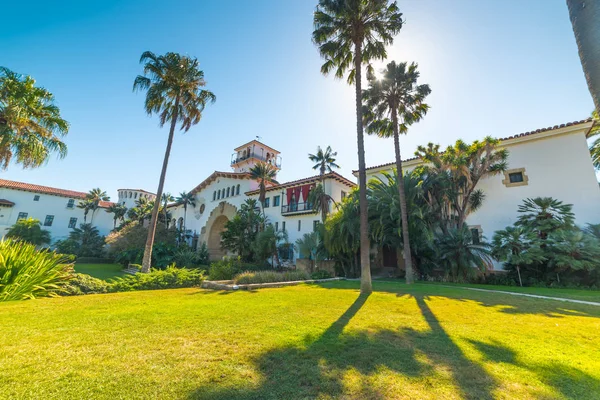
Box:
left=67, top=199, right=75, bottom=208
left=236, top=184, right=240, bottom=195
left=313, top=220, right=320, bottom=231
left=509, top=172, right=523, bottom=183
left=134, top=192, right=138, bottom=199
left=213, top=191, right=216, bottom=201
left=231, top=185, right=236, bottom=196
left=217, top=190, right=221, bottom=200
left=273, top=195, right=280, bottom=207
left=33, top=195, right=40, bottom=201
left=298, top=220, right=301, bottom=231
left=470, top=227, right=481, bottom=245
left=341, top=191, right=347, bottom=199
left=17, top=212, right=28, bottom=220
left=282, top=221, right=286, bottom=232
left=264, top=197, right=270, bottom=208
left=502, top=168, right=528, bottom=187
left=222, top=189, right=226, bottom=198
left=227, top=187, right=230, bottom=197
left=275, top=222, right=279, bottom=231
left=43, top=215, right=54, bottom=227
left=129, top=191, right=132, bottom=198
left=68, top=217, right=77, bottom=229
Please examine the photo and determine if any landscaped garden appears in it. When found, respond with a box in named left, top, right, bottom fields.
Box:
left=0, top=280, right=598, bottom=399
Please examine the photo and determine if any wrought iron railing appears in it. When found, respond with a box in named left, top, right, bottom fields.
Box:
left=281, top=202, right=314, bottom=214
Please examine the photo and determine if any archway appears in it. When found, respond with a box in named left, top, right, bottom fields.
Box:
left=207, top=215, right=229, bottom=260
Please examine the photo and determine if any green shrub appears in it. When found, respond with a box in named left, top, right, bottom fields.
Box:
left=106, top=223, right=178, bottom=267
left=208, top=257, right=242, bottom=280
left=0, top=240, right=71, bottom=301
left=174, top=246, right=200, bottom=268
left=311, top=270, right=332, bottom=280
left=233, top=270, right=310, bottom=285
left=75, top=257, right=113, bottom=264
left=6, top=218, right=51, bottom=246
left=62, top=273, right=110, bottom=296
left=240, top=262, right=272, bottom=272
left=109, top=264, right=205, bottom=292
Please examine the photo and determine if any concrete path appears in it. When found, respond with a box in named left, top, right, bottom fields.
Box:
left=443, top=285, right=600, bottom=307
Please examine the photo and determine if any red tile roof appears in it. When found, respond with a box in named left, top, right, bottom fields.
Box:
left=359, top=118, right=594, bottom=173
left=0, top=179, right=114, bottom=208
left=0, top=199, right=15, bottom=207
left=245, top=171, right=356, bottom=195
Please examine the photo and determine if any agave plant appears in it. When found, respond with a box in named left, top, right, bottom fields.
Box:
left=0, top=240, right=72, bottom=301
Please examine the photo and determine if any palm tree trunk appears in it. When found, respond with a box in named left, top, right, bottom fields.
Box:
left=392, top=110, right=414, bottom=284
left=354, top=43, right=372, bottom=294
left=568, top=0, right=600, bottom=113
left=141, top=95, right=180, bottom=273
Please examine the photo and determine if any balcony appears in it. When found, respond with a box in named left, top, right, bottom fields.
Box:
left=281, top=202, right=315, bottom=215
left=231, top=152, right=281, bottom=168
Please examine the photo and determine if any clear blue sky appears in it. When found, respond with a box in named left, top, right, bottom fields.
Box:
left=1, top=0, right=594, bottom=199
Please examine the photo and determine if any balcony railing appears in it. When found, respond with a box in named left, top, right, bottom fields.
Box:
left=281, top=202, right=315, bottom=215
left=231, top=152, right=281, bottom=168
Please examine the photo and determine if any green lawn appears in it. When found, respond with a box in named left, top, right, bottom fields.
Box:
left=421, top=281, right=600, bottom=303
left=0, top=281, right=599, bottom=399
left=73, top=263, right=127, bottom=281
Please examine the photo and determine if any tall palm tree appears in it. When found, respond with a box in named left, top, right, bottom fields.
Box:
left=313, top=0, right=403, bottom=294
left=127, top=197, right=155, bottom=225
left=85, top=188, right=109, bottom=224
left=308, top=145, right=340, bottom=176
left=106, top=203, right=127, bottom=229
left=77, top=198, right=94, bottom=223
left=133, top=51, right=216, bottom=273
left=249, top=162, right=278, bottom=219
left=588, top=110, right=599, bottom=168
left=161, top=192, right=175, bottom=228
left=567, top=0, right=600, bottom=113
left=176, top=191, right=196, bottom=234
left=0, top=67, right=69, bottom=169
left=363, top=61, right=431, bottom=284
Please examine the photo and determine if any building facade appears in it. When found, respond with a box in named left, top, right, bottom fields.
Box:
left=359, top=119, right=600, bottom=269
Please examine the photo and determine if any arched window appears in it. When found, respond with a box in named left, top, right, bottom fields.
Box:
left=231, top=185, right=235, bottom=196
left=213, top=191, right=216, bottom=201
left=236, top=184, right=240, bottom=195
left=226, top=187, right=230, bottom=197
left=222, top=188, right=225, bottom=198
left=129, top=191, right=132, bottom=198
left=217, top=190, right=221, bottom=200
left=243, top=150, right=247, bottom=158
left=134, top=193, right=138, bottom=199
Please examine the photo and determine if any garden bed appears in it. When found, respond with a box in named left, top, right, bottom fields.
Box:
left=201, top=277, right=345, bottom=291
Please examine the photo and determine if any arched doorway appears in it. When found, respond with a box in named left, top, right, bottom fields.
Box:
left=207, top=215, right=228, bottom=260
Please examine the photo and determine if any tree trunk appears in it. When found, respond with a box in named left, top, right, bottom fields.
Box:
left=516, top=266, right=523, bottom=287
left=392, top=110, right=414, bottom=284
left=567, top=0, right=600, bottom=113
left=354, top=43, right=372, bottom=294
left=141, top=96, right=180, bottom=273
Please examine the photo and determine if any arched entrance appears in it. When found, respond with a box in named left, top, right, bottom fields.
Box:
left=207, top=215, right=229, bottom=260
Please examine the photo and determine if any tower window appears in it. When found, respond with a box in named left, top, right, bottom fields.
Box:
left=298, top=220, right=301, bottom=231
left=236, top=184, right=240, bottom=195
left=227, top=187, right=230, bottom=197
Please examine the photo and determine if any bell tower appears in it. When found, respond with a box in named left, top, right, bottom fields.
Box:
left=231, top=139, right=281, bottom=176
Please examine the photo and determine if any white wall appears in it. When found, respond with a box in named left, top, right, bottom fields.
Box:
left=0, top=189, right=114, bottom=243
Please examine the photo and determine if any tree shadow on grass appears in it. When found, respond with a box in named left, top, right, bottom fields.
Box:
left=189, top=294, right=502, bottom=399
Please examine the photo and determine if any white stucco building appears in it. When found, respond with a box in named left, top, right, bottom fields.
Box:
left=0, top=179, right=115, bottom=242
left=359, top=118, right=600, bottom=269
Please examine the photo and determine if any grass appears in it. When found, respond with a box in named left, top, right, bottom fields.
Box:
left=421, top=281, right=600, bottom=303
left=73, top=263, right=126, bottom=281
left=0, top=281, right=599, bottom=399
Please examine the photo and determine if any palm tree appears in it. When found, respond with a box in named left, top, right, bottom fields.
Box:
left=363, top=61, right=431, bottom=284
left=491, top=226, right=545, bottom=287
left=0, top=67, right=69, bottom=169
left=127, top=197, right=154, bottom=225
left=567, top=0, right=600, bottom=113
left=308, top=145, right=340, bottom=176
left=249, top=162, right=278, bottom=218
left=106, top=203, right=127, bottom=229
left=516, top=197, right=575, bottom=240
left=313, top=0, right=403, bottom=294
left=161, top=192, right=175, bottom=228
left=133, top=51, right=216, bottom=273
left=85, top=188, right=109, bottom=224
left=176, top=191, right=196, bottom=234
left=587, top=110, right=599, bottom=169
left=76, top=199, right=94, bottom=223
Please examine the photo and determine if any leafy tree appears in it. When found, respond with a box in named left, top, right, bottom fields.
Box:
left=249, top=162, right=278, bottom=217
left=313, top=0, right=403, bottom=294
left=105, top=222, right=178, bottom=267
left=176, top=191, right=196, bottom=233
left=161, top=192, right=175, bottom=228
left=415, top=138, right=508, bottom=231
left=106, top=203, right=127, bottom=229
left=133, top=51, right=216, bottom=273
left=434, top=224, right=494, bottom=282
left=295, top=228, right=328, bottom=270
left=58, top=223, right=105, bottom=257
left=5, top=218, right=51, bottom=246
left=491, top=226, right=545, bottom=286
left=546, top=229, right=600, bottom=284
left=254, top=225, right=289, bottom=268
left=363, top=61, right=431, bottom=284
left=0, top=67, right=69, bottom=169
left=308, top=145, right=340, bottom=176
left=220, top=199, right=264, bottom=262
left=324, top=189, right=361, bottom=277
left=308, top=183, right=336, bottom=222
left=516, top=197, right=575, bottom=240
